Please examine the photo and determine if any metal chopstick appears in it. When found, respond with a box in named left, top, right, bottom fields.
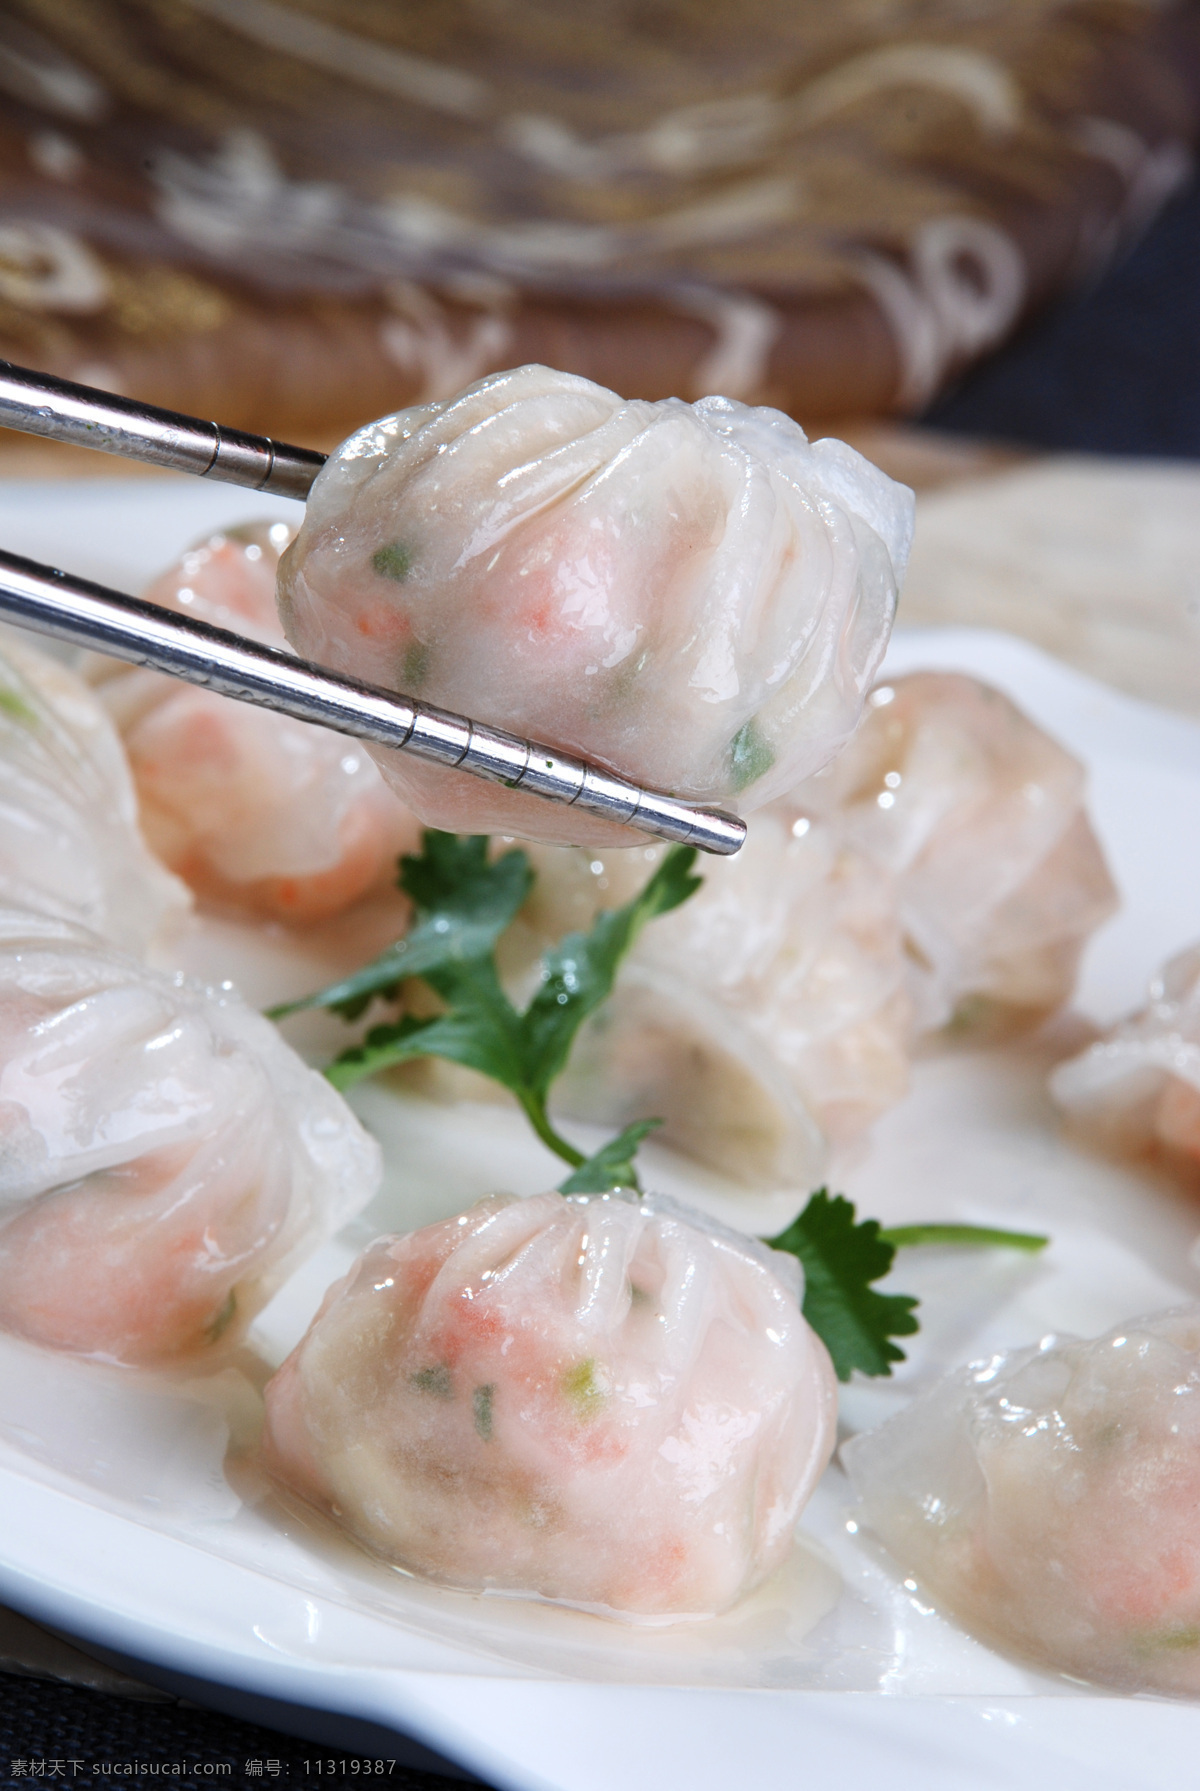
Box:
left=0, top=360, right=745, bottom=853
left=0, top=359, right=325, bottom=499
left=0, top=551, right=746, bottom=857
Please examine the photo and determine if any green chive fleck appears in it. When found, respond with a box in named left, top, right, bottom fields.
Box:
left=1133, top=1625, right=1200, bottom=1656
left=372, top=541, right=413, bottom=581
left=400, top=640, right=429, bottom=687
left=561, top=1357, right=607, bottom=1419
left=473, top=1383, right=495, bottom=1440
left=411, top=1364, right=454, bottom=1399
left=729, top=719, right=774, bottom=792
left=0, top=687, right=37, bottom=727
left=204, top=1288, right=237, bottom=1344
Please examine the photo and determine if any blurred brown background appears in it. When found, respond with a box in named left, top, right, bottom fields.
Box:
left=0, top=0, right=1197, bottom=455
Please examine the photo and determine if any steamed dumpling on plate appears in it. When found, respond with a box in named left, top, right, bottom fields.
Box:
left=0, top=634, right=187, bottom=955
left=794, top=672, right=1118, bottom=1032
left=0, top=908, right=380, bottom=1365
left=1051, top=943, right=1200, bottom=1171
left=843, top=1308, right=1200, bottom=1693
left=505, top=816, right=910, bottom=1190
left=277, top=365, right=913, bottom=844
left=263, top=1189, right=837, bottom=1620
left=85, top=522, right=420, bottom=924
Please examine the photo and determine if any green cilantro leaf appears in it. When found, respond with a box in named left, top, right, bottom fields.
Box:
left=313, top=834, right=701, bottom=1182
left=323, top=980, right=528, bottom=1093
left=519, top=847, right=702, bottom=1097
left=765, top=1189, right=920, bottom=1381
left=267, top=834, right=532, bottom=1021
left=557, top=1120, right=663, bottom=1194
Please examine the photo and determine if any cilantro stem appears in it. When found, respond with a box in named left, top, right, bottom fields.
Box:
left=516, top=1091, right=586, bottom=1170
left=880, top=1223, right=1048, bottom=1252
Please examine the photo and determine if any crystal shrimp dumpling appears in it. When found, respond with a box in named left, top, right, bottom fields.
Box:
left=0, top=909, right=380, bottom=1365
left=263, top=1191, right=838, bottom=1619
left=500, top=825, right=911, bottom=1191
left=85, top=521, right=420, bottom=924
left=793, top=672, right=1118, bottom=1032
left=277, top=365, right=914, bottom=843
left=843, top=1309, right=1200, bottom=1694
left=1051, top=942, right=1200, bottom=1171
left=0, top=635, right=187, bottom=955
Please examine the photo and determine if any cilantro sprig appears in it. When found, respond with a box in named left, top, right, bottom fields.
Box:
left=767, top=1191, right=919, bottom=1380
left=274, top=830, right=1047, bottom=1378
left=278, top=831, right=700, bottom=1190
left=767, top=1191, right=1048, bottom=1380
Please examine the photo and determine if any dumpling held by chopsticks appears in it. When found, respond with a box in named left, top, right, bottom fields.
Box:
left=277, top=365, right=913, bottom=844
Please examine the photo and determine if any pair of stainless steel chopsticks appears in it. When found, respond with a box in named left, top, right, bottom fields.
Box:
left=0, top=360, right=745, bottom=856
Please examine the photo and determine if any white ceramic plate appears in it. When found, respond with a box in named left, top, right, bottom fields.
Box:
left=3, top=480, right=1200, bottom=1790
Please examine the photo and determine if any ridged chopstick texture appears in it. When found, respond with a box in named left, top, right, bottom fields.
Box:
left=0, top=549, right=746, bottom=856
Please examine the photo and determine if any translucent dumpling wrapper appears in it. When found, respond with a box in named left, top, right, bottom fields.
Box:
left=85, top=522, right=421, bottom=924
left=793, top=672, right=1119, bottom=1032
left=0, top=634, right=188, bottom=956
left=1050, top=943, right=1200, bottom=1170
left=276, top=364, right=913, bottom=845
left=263, top=1189, right=837, bottom=1620
left=0, top=907, right=381, bottom=1365
left=498, top=819, right=911, bottom=1189
left=843, top=1308, right=1200, bottom=1694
